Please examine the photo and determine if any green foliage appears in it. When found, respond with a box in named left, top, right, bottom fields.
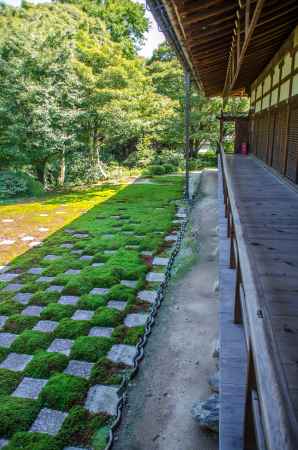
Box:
left=112, top=325, right=144, bottom=345
left=11, top=330, right=52, bottom=354
left=25, top=351, right=68, bottom=378
left=0, top=301, right=23, bottom=316
left=0, top=369, right=22, bottom=395
left=0, top=395, right=40, bottom=437
left=41, top=373, right=88, bottom=411
left=147, top=165, right=165, bottom=175
left=41, top=303, right=75, bottom=321
left=92, top=426, right=110, bottom=450
left=5, top=432, right=60, bottom=450
left=71, top=336, right=113, bottom=362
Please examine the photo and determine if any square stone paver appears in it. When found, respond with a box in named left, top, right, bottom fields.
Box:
left=0, top=332, right=18, bottom=348
left=64, top=360, right=94, bottom=379
left=60, top=243, right=74, bottom=249
left=141, top=251, right=154, bottom=257
left=137, top=290, right=157, bottom=304
left=124, top=313, right=148, bottom=328
left=0, top=316, right=8, bottom=329
left=15, top=292, right=33, bottom=305
left=28, top=267, right=44, bottom=275
left=3, top=283, right=23, bottom=292
left=65, top=269, right=81, bottom=275
left=46, top=285, right=64, bottom=293
left=47, top=339, right=74, bottom=356
left=107, top=344, right=137, bottom=367
left=73, top=233, right=89, bottom=239
left=58, top=295, right=80, bottom=306
left=30, top=408, right=68, bottom=435
left=0, top=265, right=11, bottom=273
left=36, top=276, right=55, bottom=283
left=107, top=301, right=127, bottom=311
left=102, top=234, right=114, bottom=239
left=152, top=257, right=169, bottom=266
left=71, top=310, right=94, bottom=321
left=120, top=280, right=138, bottom=288
left=89, top=327, right=114, bottom=338
left=85, top=385, right=119, bottom=416
left=165, top=235, right=178, bottom=242
left=90, top=288, right=109, bottom=296
left=104, top=250, right=117, bottom=255
left=22, top=306, right=44, bottom=317
left=92, top=263, right=104, bottom=268
left=146, top=272, right=165, bottom=283
left=33, top=320, right=59, bottom=333
left=71, top=249, right=84, bottom=255
left=12, top=377, right=47, bottom=399
left=0, top=272, right=18, bottom=282
left=0, top=353, right=33, bottom=371
left=79, top=255, right=93, bottom=261
left=44, top=255, right=60, bottom=261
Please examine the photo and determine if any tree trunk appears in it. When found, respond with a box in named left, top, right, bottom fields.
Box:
left=90, top=128, right=107, bottom=179
left=58, top=149, right=66, bottom=186
left=36, top=163, right=45, bottom=184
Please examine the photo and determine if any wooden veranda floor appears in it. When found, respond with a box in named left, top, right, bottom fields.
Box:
left=220, top=153, right=298, bottom=449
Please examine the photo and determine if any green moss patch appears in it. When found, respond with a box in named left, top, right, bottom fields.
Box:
left=25, top=351, right=68, bottom=378
left=90, top=357, right=126, bottom=385
left=41, top=373, right=88, bottom=411
left=92, top=307, right=122, bottom=327
left=11, top=330, right=52, bottom=354
left=0, top=369, right=22, bottom=395
left=78, top=294, right=107, bottom=310
left=0, top=395, right=40, bottom=437
left=30, top=291, right=60, bottom=306
left=41, top=303, right=75, bottom=321
left=5, top=432, right=60, bottom=450
left=71, top=336, right=113, bottom=362
left=92, top=426, right=110, bottom=450
left=57, top=406, right=108, bottom=447
left=0, top=301, right=23, bottom=316
left=112, top=325, right=145, bottom=345
left=54, top=319, right=90, bottom=339
left=3, top=314, right=38, bottom=333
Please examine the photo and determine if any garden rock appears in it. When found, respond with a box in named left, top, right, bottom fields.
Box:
left=191, top=394, right=219, bottom=432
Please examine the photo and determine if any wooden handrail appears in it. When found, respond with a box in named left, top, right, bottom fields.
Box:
left=218, top=144, right=298, bottom=450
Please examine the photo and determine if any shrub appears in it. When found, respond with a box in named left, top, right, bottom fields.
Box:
left=5, top=432, right=60, bottom=450
left=57, top=406, right=108, bottom=447
left=0, top=171, right=43, bottom=199
left=25, top=351, right=68, bottom=378
left=4, top=315, right=38, bottom=334
left=41, top=373, right=88, bottom=411
left=0, top=369, right=22, bottom=395
left=54, top=319, right=90, bottom=339
left=92, top=307, right=122, bottom=327
left=78, top=294, right=107, bottom=310
left=147, top=165, right=165, bottom=176
left=163, top=163, right=176, bottom=174
left=11, top=330, right=52, bottom=354
left=71, top=336, right=113, bottom=362
left=0, top=395, right=40, bottom=437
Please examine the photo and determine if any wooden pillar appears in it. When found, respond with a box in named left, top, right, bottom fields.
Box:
left=184, top=68, right=191, bottom=202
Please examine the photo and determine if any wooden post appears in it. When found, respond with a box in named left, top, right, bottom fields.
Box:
left=184, top=68, right=191, bottom=202
left=245, top=0, right=250, bottom=38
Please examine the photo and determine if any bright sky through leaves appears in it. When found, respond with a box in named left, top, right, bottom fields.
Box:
left=3, top=0, right=165, bottom=58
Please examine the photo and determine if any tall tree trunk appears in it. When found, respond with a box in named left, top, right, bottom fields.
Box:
left=58, top=149, right=65, bottom=186
left=36, top=163, right=45, bottom=184
left=90, top=128, right=107, bottom=179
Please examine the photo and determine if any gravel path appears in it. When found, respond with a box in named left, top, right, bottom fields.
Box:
left=113, top=169, right=219, bottom=450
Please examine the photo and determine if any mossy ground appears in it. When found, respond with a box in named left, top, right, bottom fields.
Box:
left=0, top=176, right=183, bottom=448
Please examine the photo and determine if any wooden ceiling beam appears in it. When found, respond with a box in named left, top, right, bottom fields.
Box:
left=182, top=3, right=236, bottom=26
left=183, top=12, right=236, bottom=33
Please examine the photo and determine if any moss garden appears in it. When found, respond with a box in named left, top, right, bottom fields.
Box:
left=0, top=177, right=185, bottom=449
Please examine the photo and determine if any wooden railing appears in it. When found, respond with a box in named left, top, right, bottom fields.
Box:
left=218, top=144, right=298, bottom=450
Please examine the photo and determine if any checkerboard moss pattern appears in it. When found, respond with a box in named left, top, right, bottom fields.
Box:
left=0, top=177, right=184, bottom=450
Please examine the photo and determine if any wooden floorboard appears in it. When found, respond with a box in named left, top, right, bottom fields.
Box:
left=225, top=155, right=298, bottom=419
left=218, top=161, right=246, bottom=450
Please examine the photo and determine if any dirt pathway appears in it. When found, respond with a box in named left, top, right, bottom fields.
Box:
left=113, top=169, right=219, bottom=450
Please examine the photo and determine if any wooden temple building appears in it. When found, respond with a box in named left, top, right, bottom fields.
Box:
left=147, top=1, right=298, bottom=449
